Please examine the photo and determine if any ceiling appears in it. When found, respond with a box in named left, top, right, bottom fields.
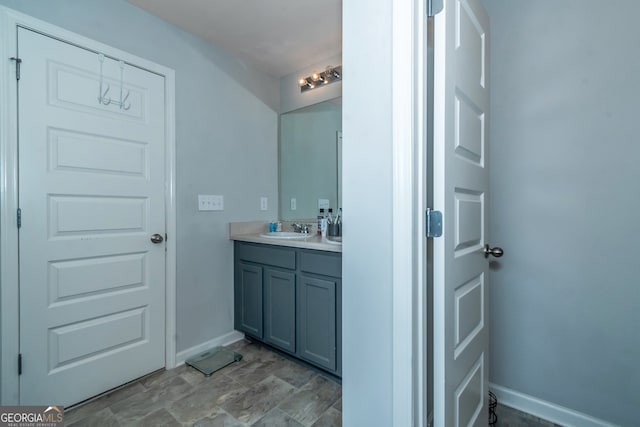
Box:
left=128, top=0, right=342, bottom=78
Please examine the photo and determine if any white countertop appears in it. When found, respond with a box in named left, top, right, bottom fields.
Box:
left=230, top=232, right=342, bottom=253
left=229, top=221, right=342, bottom=253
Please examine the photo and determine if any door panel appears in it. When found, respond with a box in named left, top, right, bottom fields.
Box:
left=49, top=307, right=147, bottom=372
left=48, top=253, right=147, bottom=303
left=49, top=128, right=148, bottom=177
left=433, top=0, right=490, bottom=425
left=264, top=268, right=296, bottom=352
left=297, top=275, right=336, bottom=371
left=48, top=59, right=147, bottom=121
left=49, top=195, right=148, bottom=235
left=454, top=274, right=484, bottom=360
left=234, top=262, right=264, bottom=338
left=18, top=28, right=166, bottom=406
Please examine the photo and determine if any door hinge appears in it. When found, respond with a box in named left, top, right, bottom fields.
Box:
left=10, top=57, right=22, bottom=81
left=18, top=353, right=22, bottom=375
left=426, top=208, right=443, bottom=238
left=427, top=0, right=443, bottom=17
left=17, top=208, right=22, bottom=229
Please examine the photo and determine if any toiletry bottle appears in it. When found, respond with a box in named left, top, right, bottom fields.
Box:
left=317, top=208, right=325, bottom=235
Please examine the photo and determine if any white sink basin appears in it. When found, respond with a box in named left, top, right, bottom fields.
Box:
left=260, top=232, right=314, bottom=240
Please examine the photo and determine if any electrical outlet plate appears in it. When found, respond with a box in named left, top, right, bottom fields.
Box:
left=260, top=197, right=268, bottom=211
left=198, top=195, right=224, bottom=211
left=290, top=198, right=297, bottom=210
left=318, top=199, right=330, bottom=209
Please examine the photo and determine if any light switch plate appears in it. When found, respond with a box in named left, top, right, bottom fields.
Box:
left=290, top=198, right=297, bottom=210
left=318, top=199, right=330, bottom=209
left=198, top=194, right=224, bottom=211
left=260, top=197, right=268, bottom=211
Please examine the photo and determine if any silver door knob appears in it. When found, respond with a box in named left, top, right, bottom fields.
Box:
left=484, top=244, right=503, bottom=258
left=150, top=233, right=164, bottom=244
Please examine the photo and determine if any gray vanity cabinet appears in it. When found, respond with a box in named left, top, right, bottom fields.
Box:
left=233, top=241, right=342, bottom=377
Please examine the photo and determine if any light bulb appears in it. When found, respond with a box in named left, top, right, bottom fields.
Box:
left=326, top=66, right=341, bottom=80
left=311, top=72, right=321, bottom=81
left=298, top=78, right=307, bottom=87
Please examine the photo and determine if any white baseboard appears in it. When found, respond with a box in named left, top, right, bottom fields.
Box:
left=174, top=331, right=245, bottom=367
left=489, top=383, right=618, bottom=427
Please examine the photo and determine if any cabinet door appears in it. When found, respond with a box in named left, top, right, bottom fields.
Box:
left=235, top=262, right=263, bottom=338
left=264, top=268, right=296, bottom=353
left=297, top=275, right=336, bottom=371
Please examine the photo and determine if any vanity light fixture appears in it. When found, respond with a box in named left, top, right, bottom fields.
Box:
left=298, top=77, right=315, bottom=89
left=298, top=65, right=342, bottom=93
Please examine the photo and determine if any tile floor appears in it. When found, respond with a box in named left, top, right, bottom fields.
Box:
left=66, top=339, right=557, bottom=427
left=66, top=339, right=341, bottom=426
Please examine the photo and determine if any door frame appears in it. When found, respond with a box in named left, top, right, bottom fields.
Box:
left=391, top=0, right=428, bottom=425
left=0, top=6, right=177, bottom=405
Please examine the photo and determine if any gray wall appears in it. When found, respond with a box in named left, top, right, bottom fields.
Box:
left=342, top=0, right=394, bottom=425
left=0, top=0, right=280, bottom=353
left=484, top=1, right=640, bottom=424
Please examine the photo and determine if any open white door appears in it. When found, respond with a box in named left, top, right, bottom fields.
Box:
left=432, top=0, right=495, bottom=425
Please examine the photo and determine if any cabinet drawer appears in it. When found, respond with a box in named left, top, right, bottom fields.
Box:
left=299, top=250, right=341, bottom=278
left=236, top=242, right=296, bottom=270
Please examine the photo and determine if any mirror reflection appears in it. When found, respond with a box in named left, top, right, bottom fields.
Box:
left=279, top=98, right=342, bottom=221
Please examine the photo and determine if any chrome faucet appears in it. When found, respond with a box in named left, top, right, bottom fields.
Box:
left=292, top=223, right=312, bottom=234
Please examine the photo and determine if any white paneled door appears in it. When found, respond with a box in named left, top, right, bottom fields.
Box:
left=433, top=0, right=492, bottom=425
left=18, top=28, right=166, bottom=406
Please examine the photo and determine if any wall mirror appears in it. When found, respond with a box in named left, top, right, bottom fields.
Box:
left=279, top=97, right=342, bottom=221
